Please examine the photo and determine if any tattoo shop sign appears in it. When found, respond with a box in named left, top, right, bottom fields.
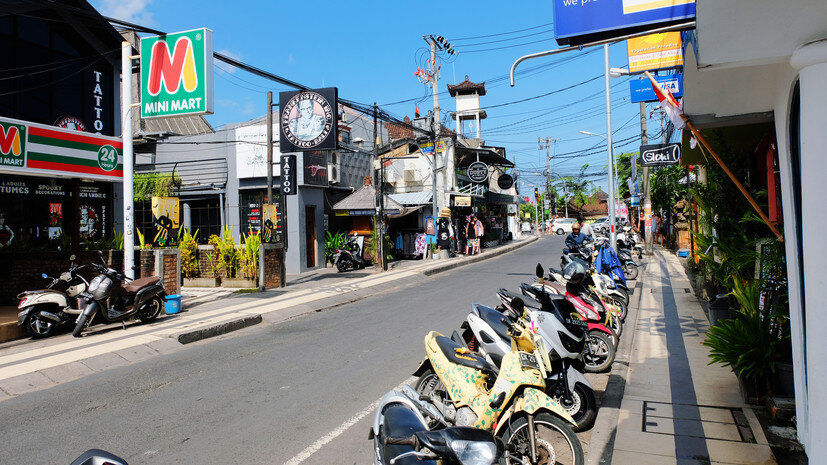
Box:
left=640, top=143, right=681, bottom=167
left=279, top=88, right=338, bottom=152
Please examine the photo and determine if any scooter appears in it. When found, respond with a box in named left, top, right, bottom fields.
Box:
left=616, top=246, right=640, bottom=280
left=17, top=254, right=90, bottom=338
left=370, top=384, right=507, bottom=465
left=333, top=234, right=368, bottom=272
left=460, top=287, right=598, bottom=431
left=72, top=252, right=167, bottom=337
left=414, top=307, right=584, bottom=465
left=71, top=450, right=128, bottom=465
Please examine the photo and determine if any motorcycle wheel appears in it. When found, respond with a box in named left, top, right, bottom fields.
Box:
left=584, top=331, right=615, bottom=373
left=611, top=297, right=628, bottom=322
left=26, top=312, right=58, bottom=338
left=500, top=412, right=584, bottom=465
left=624, top=262, right=639, bottom=280
left=72, top=313, right=90, bottom=338
left=336, top=259, right=350, bottom=272
left=606, top=314, right=622, bottom=338
left=414, top=369, right=445, bottom=398
left=551, top=383, right=597, bottom=432
left=139, top=296, right=163, bottom=322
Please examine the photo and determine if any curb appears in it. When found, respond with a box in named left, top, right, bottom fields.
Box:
left=173, top=236, right=540, bottom=344
left=585, top=254, right=651, bottom=465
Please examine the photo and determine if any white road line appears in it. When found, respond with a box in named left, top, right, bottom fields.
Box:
left=282, top=376, right=417, bottom=465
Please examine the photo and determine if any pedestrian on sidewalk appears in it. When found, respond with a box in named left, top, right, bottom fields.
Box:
left=465, top=215, right=478, bottom=255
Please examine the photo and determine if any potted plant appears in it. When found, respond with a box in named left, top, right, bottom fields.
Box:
left=325, top=231, right=347, bottom=267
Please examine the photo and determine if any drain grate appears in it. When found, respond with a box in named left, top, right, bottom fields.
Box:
left=642, top=401, right=756, bottom=443
left=684, top=288, right=691, bottom=293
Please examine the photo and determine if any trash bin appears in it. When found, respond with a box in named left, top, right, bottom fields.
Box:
left=165, top=294, right=182, bottom=314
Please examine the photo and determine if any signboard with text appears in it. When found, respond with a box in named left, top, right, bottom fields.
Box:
left=553, top=0, right=695, bottom=45
left=140, top=28, right=214, bottom=118
left=280, top=155, right=297, bottom=195
left=627, top=32, right=683, bottom=73
left=302, top=151, right=329, bottom=187
left=630, top=74, right=682, bottom=103
left=641, top=143, right=681, bottom=166
left=279, top=88, right=338, bottom=152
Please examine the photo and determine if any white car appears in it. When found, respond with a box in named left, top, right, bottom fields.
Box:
left=551, top=218, right=576, bottom=235
left=521, top=222, right=532, bottom=233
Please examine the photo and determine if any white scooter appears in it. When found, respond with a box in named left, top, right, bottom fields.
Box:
left=17, top=254, right=90, bottom=338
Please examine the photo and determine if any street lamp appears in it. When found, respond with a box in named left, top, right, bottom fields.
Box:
left=579, top=130, right=617, bottom=248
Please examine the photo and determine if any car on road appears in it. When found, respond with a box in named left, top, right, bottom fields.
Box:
left=521, top=222, right=532, bottom=233
left=592, top=217, right=610, bottom=234
left=551, top=217, right=576, bottom=235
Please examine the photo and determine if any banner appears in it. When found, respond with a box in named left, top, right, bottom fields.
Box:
left=261, top=203, right=284, bottom=244
left=641, top=143, right=681, bottom=166
left=151, top=196, right=179, bottom=247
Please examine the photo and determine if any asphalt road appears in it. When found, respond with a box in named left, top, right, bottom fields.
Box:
left=0, top=235, right=575, bottom=465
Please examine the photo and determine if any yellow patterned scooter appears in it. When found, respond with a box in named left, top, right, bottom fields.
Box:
left=413, top=299, right=584, bottom=465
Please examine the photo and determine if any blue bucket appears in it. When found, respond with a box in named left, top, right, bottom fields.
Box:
left=165, top=294, right=182, bottom=314
left=677, top=249, right=690, bottom=258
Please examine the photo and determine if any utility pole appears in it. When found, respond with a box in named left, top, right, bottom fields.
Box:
left=539, top=137, right=559, bottom=224
left=603, top=43, right=617, bottom=249
left=641, top=101, right=653, bottom=254
left=426, top=36, right=441, bottom=218
left=266, top=91, right=273, bottom=203
left=373, top=103, right=385, bottom=270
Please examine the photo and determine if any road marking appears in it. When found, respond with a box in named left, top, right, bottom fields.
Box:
left=282, top=376, right=417, bottom=465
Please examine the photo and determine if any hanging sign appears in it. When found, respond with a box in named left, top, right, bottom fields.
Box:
left=262, top=203, right=284, bottom=244
left=497, top=173, right=514, bottom=190
left=630, top=74, right=683, bottom=103
left=467, top=161, right=489, bottom=183
left=279, top=87, right=338, bottom=152
left=641, top=143, right=681, bottom=166
left=454, top=196, right=472, bottom=207
left=302, top=151, right=329, bottom=187
left=150, top=196, right=179, bottom=247
left=280, top=154, right=297, bottom=195
left=140, top=28, right=214, bottom=118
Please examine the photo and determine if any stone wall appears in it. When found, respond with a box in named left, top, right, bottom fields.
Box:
left=196, top=244, right=218, bottom=278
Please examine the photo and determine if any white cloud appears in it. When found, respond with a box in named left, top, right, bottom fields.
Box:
left=95, top=0, right=157, bottom=26
left=216, top=49, right=242, bottom=74
left=288, top=54, right=295, bottom=64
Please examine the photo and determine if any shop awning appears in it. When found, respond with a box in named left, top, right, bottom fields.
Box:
left=388, top=191, right=432, bottom=206
left=456, top=146, right=514, bottom=168
left=333, top=184, right=403, bottom=216
left=486, top=191, right=519, bottom=205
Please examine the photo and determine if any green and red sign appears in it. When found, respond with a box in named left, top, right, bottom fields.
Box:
left=140, top=28, right=214, bottom=118
left=0, top=116, right=123, bottom=181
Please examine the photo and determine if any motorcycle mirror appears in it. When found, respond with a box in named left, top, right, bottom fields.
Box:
left=69, top=254, right=76, bottom=261
left=535, top=263, right=544, bottom=279
left=41, top=273, right=48, bottom=279
left=70, top=449, right=129, bottom=465
left=489, top=392, right=506, bottom=409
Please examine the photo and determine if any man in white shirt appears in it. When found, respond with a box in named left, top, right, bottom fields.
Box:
left=577, top=215, right=594, bottom=238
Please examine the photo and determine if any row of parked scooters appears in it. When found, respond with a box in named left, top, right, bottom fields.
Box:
left=369, top=243, right=636, bottom=465
left=16, top=252, right=167, bottom=338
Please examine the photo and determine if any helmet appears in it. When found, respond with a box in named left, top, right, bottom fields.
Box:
left=562, top=257, right=588, bottom=284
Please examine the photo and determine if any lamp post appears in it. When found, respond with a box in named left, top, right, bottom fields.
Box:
left=580, top=130, right=617, bottom=248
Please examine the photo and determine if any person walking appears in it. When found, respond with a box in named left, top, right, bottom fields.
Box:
left=465, top=215, right=478, bottom=255
left=473, top=216, right=484, bottom=254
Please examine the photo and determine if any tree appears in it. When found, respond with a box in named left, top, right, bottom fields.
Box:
left=519, top=203, right=536, bottom=221
left=615, top=152, right=641, bottom=199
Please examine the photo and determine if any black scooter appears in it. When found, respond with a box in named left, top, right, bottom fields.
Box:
left=333, top=234, right=368, bottom=272
left=72, top=252, right=167, bottom=337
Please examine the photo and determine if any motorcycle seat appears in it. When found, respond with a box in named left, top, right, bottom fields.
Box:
left=499, top=288, right=542, bottom=310
left=475, top=304, right=513, bottom=340
left=124, top=276, right=160, bottom=293
left=435, top=335, right=493, bottom=373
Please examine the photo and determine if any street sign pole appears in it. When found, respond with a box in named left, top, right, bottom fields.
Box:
left=121, top=41, right=135, bottom=278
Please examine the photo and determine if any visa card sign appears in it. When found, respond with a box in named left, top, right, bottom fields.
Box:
left=553, top=0, right=695, bottom=45
left=630, top=74, right=683, bottom=103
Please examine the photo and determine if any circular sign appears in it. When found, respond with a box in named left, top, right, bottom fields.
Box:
left=55, top=116, right=87, bottom=132
left=467, top=161, right=489, bottom=183
left=96, top=145, right=118, bottom=171
left=497, top=173, right=514, bottom=190
left=280, top=91, right=335, bottom=150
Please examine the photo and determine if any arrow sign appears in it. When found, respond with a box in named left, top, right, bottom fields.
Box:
left=640, top=143, right=681, bottom=167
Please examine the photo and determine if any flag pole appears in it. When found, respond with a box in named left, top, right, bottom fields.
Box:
left=643, top=72, right=784, bottom=242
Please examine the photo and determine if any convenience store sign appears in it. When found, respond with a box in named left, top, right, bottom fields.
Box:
left=0, top=116, right=123, bottom=181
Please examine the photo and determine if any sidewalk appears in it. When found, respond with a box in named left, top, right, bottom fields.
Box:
left=0, top=235, right=538, bottom=401
left=587, top=249, right=776, bottom=465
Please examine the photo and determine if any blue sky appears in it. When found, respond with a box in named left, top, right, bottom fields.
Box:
left=91, top=0, right=663, bottom=193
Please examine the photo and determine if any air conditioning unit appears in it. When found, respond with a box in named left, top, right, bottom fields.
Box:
left=328, top=151, right=341, bottom=184
left=403, top=169, right=417, bottom=182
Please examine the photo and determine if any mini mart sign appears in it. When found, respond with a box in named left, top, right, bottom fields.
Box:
left=140, top=28, right=214, bottom=118
left=0, top=117, right=122, bottom=181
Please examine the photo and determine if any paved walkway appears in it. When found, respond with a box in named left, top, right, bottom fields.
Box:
left=588, top=249, right=776, bottom=465
left=0, top=236, right=537, bottom=401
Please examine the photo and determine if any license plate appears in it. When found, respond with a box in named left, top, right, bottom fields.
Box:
left=566, top=318, right=588, bottom=328
left=519, top=352, right=540, bottom=370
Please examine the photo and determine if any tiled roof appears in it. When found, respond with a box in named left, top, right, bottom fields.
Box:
left=447, top=76, right=486, bottom=97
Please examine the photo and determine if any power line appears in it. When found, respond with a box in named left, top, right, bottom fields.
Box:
left=447, top=22, right=555, bottom=42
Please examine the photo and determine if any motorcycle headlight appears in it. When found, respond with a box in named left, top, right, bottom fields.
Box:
left=450, top=439, right=497, bottom=465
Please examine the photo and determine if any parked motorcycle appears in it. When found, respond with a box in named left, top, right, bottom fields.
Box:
left=615, top=246, right=640, bottom=280
left=72, top=252, right=167, bottom=337
left=17, top=255, right=90, bottom=338
left=414, top=311, right=584, bottom=465
left=71, top=450, right=128, bottom=465
left=333, top=233, right=368, bottom=272
left=370, top=384, right=507, bottom=465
